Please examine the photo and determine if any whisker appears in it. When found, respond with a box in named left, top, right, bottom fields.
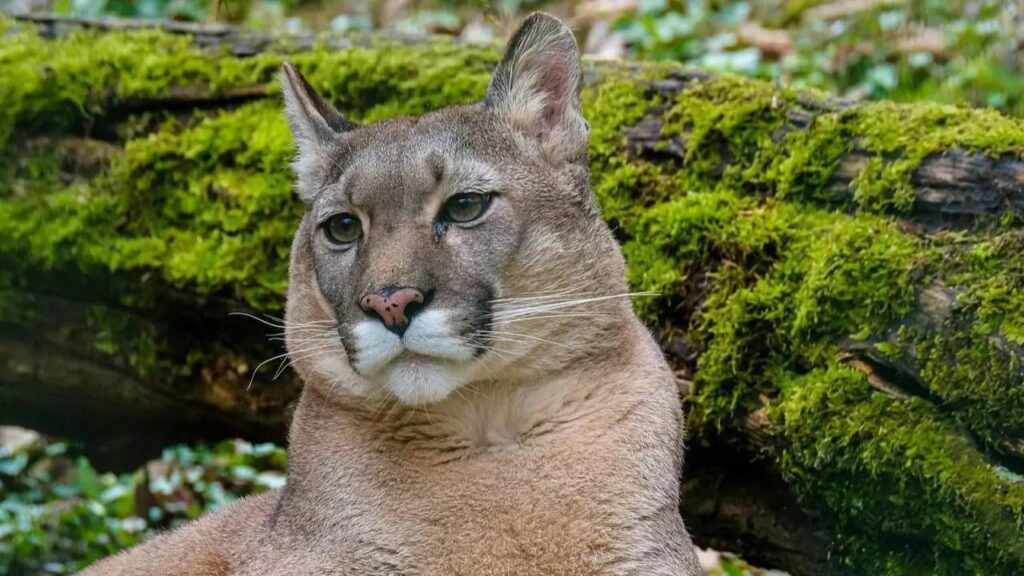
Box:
left=248, top=342, right=337, bottom=390
left=488, top=290, right=592, bottom=303
left=229, top=312, right=288, bottom=329
left=491, top=312, right=619, bottom=326
left=274, top=344, right=337, bottom=379
left=477, top=330, right=570, bottom=349
left=474, top=335, right=533, bottom=347
left=275, top=333, right=337, bottom=344
left=491, top=292, right=658, bottom=321
left=267, top=330, right=338, bottom=341
left=262, top=314, right=336, bottom=326
left=230, top=311, right=337, bottom=329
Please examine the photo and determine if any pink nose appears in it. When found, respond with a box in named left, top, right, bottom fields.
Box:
left=360, top=288, right=426, bottom=333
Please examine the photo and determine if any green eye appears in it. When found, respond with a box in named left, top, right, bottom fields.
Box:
left=442, top=193, right=491, bottom=223
left=323, top=213, right=362, bottom=245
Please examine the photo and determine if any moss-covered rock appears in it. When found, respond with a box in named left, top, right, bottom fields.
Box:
left=2, top=17, right=1023, bottom=575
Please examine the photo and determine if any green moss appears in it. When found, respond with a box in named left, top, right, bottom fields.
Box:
left=606, top=75, right=1024, bottom=571
left=660, top=75, right=788, bottom=195
left=948, top=232, right=1024, bottom=346
left=767, top=110, right=850, bottom=204
left=772, top=364, right=1024, bottom=575
left=0, top=19, right=498, bottom=151
left=582, top=67, right=689, bottom=321
left=0, top=24, right=271, bottom=149
left=788, top=218, right=926, bottom=345
left=874, top=231, right=1024, bottom=452
left=907, top=321, right=1024, bottom=452
left=687, top=208, right=927, bottom=430
left=649, top=74, right=1024, bottom=215
left=842, top=102, right=1024, bottom=212
left=287, top=41, right=494, bottom=123
left=585, top=68, right=673, bottom=214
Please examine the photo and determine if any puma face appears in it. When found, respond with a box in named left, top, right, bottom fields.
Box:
left=282, top=13, right=630, bottom=405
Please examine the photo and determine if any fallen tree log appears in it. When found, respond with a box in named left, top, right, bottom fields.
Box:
left=1, top=14, right=1022, bottom=575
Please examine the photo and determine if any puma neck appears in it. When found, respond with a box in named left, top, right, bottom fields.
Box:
left=287, top=323, right=641, bottom=462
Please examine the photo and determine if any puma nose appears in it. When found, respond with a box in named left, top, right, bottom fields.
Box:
left=360, top=287, right=427, bottom=336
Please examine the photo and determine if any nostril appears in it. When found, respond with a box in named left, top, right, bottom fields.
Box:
left=403, top=297, right=427, bottom=322
left=359, top=287, right=430, bottom=332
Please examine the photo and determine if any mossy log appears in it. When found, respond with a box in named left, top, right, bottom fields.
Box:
left=1, top=14, right=1023, bottom=575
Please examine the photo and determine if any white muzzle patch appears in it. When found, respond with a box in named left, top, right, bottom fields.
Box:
left=350, top=309, right=475, bottom=404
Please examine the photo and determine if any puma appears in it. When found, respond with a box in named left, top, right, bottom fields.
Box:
left=80, top=12, right=703, bottom=575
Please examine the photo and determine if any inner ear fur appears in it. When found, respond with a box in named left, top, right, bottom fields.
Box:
left=486, top=13, right=588, bottom=163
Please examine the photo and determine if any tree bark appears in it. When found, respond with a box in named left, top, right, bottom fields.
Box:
left=2, top=14, right=1022, bottom=575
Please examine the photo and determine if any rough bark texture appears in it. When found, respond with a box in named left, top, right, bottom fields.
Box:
left=2, top=14, right=1023, bottom=575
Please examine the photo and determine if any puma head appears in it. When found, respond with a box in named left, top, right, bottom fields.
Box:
left=282, top=12, right=631, bottom=406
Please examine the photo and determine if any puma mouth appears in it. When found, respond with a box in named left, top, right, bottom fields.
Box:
left=350, top=314, right=475, bottom=373
left=347, top=310, right=478, bottom=403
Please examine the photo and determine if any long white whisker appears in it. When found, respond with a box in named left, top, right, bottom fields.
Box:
left=489, top=290, right=593, bottom=303
left=273, top=344, right=338, bottom=379
left=477, top=330, right=569, bottom=348
left=492, top=292, right=658, bottom=321
left=230, top=312, right=336, bottom=329
left=275, top=333, right=337, bottom=344
left=491, top=312, right=619, bottom=326
left=475, top=334, right=534, bottom=346
left=267, top=330, right=338, bottom=341
left=248, top=342, right=337, bottom=390
left=229, top=312, right=288, bottom=329
left=261, top=313, right=336, bottom=327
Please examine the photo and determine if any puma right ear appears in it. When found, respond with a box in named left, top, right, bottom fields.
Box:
left=486, top=13, right=587, bottom=163
left=280, top=62, right=356, bottom=157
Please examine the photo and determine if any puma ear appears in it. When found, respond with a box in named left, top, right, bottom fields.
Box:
left=486, top=12, right=587, bottom=162
left=280, top=62, right=356, bottom=157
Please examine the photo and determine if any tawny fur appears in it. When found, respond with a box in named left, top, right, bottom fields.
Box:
left=79, top=12, right=702, bottom=576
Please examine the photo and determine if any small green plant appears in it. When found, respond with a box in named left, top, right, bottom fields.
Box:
left=615, top=0, right=1024, bottom=115
left=0, top=433, right=286, bottom=574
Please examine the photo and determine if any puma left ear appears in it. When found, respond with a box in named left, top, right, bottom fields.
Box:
left=280, top=63, right=356, bottom=203
left=486, top=13, right=587, bottom=162
left=281, top=62, right=355, bottom=153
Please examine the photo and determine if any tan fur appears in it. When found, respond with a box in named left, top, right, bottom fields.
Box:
left=79, top=13, right=702, bottom=576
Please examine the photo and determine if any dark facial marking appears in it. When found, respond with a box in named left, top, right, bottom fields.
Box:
left=466, top=286, right=496, bottom=358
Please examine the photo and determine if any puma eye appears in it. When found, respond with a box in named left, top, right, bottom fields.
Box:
left=442, top=193, right=491, bottom=224
left=323, top=213, right=362, bottom=245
